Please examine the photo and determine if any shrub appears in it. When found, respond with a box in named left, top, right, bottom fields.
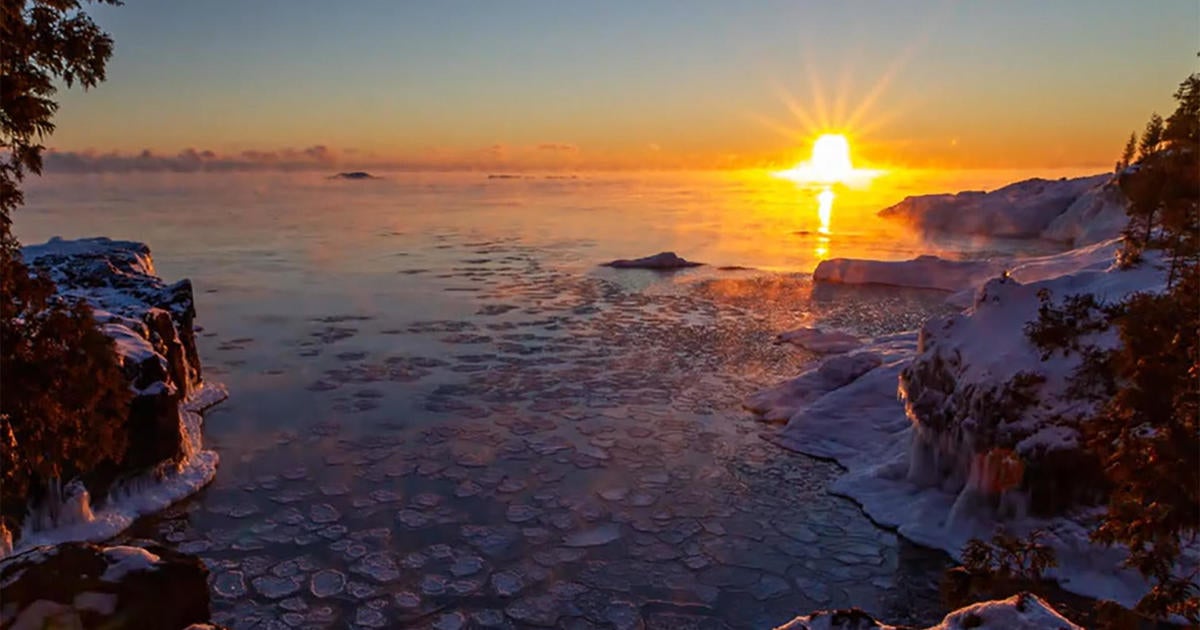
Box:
left=0, top=250, right=132, bottom=524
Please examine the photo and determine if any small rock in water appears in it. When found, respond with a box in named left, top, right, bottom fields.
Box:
left=563, top=523, right=622, bottom=548
left=601, top=251, right=703, bottom=270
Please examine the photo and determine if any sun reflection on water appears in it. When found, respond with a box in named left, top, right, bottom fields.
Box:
left=815, top=187, right=834, bottom=259
left=817, top=187, right=834, bottom=235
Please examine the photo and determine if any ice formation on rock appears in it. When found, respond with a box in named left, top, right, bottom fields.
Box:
left=8, top=238, right=227, bottom=557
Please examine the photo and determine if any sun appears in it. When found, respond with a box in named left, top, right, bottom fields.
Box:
left=809, top=134, right=853, bottom=183
left=771, top=133, right=878, bottom=185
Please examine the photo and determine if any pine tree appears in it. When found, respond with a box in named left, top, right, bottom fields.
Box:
left=1016, top=71, right=1200, bottom=623
left=1117, top=132, right=1137, bottom=173
left=1094, top=74, right=1199, bottom=622
left=1137, top=113, right=1164, bottom=160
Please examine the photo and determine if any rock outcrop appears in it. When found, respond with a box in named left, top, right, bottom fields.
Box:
left=0, top=542, right=217, bottom=629
left=601, top=251, right=703, bottom=269
left=23, top=238, right=208, bottom=478
left=11, top=237, right=224, bottom=553
left=330, top=171, right=377, bottom=180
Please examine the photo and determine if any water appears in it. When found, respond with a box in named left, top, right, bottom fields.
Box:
left=14, top=170, right=1079, bottom=628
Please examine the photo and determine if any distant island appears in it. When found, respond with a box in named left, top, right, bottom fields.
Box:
left=330, top=171, right=378, bottom=180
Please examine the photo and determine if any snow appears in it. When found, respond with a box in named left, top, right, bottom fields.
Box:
left=878, top=174, right=1108, bottom=238
left=776, top=327, right=864, bottom=354
left=99, top=546, right=161, bottom=582
left=812, top=237, right=1125, bottom=295
left=601, top=251, right=703, bottom=269
left=1041, top=181, right=1129, bottom=246
left=23, top=237, right=156, bottom=277
left=813, top=255, right=1005, bottom=292
left=745, top=351, right=886, bottom=423
left=755, top=239, right=1178, bottom=609
left=774, top=593, right=1081, bottom=629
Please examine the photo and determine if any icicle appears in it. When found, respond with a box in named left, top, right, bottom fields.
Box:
left=24, top=479, right=95, bottom=534
left=0, top=522, right=12, bottom=559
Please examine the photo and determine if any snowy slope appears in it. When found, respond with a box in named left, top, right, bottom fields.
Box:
left=878, top=174, right=1108, bottom=238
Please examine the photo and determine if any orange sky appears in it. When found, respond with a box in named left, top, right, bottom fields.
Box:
left=44, top=1, right=1200, bottom=172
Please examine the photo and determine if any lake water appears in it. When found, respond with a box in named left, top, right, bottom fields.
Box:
left=14, top=169, right=1088, bottom=629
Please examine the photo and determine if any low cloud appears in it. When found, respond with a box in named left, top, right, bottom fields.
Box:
left=43, top=145, right=344, bottom=173
left=536, top=143, right=578, bottom=153
left=42, top=142, right=587, bottom=173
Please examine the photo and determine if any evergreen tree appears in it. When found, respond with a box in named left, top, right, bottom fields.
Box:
left=1137, top=113, right=1164, bottom=160
left=1117, top=132, right=1137, bottom=173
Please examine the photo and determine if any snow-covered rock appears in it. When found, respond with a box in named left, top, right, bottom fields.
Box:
left=812, top=238, right=1125, bottom=295
left=775, top=593, right=1081, bottom=630
left=601, top=251, right=703, bottom=269
left=12, top=237, right=225, bottom=555
left=755, top=240, right=1177, bottom=607
left=0, top=542, right=215, bottom=630
left=745, top=350, right=885, bottom=422
left=813, top=255, right=1005, bottom=292
left=898, top=250, right=1163, bottom=517
left=878, top=174, right=1108, bottom=238
left=1040, top=180, right=1129, bottom=246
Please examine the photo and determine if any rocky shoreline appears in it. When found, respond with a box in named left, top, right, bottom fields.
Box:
left=2, top=237, right=226, bottom=627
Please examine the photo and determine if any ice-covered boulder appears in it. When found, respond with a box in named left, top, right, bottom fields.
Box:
left=879, top=174, right=1108, bottom=238
left=813, top=255, right=1005, bottom=292
left=601, top=251, right=703, bottom=269
left=775, top=593, right=1080, bottom=630
left=11, top=237, right=225, bottom=554
left=0, top=542, right=216, bottom=629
